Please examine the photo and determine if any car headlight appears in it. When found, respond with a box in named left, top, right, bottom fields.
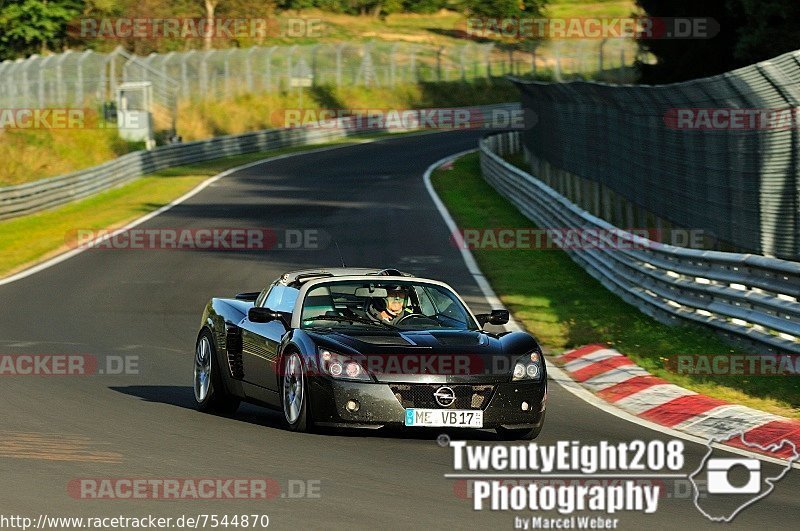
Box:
left=318, top=348, right=371, bottom=382
left=512, top=351, right=543, bottom=382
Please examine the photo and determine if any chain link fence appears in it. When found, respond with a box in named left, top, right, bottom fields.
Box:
left=0, top=40, right=635, bottom=114
left=513, top=48, right=800, bottom=261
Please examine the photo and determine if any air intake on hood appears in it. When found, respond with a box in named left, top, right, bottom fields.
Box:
left=355, top=335, right=413, bottom=346
left=429, top=332, right=482, bottom=346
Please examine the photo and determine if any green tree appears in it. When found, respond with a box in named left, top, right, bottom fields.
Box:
left=338, top=0, right=403, bottom=17
left=0, top=0, right=83, bottom=58
left=464, top=0, right=547, bottom=19
left=732, top=0, right=800, bottom=65
left=403, top=0, right=446, bottom=13
left=278, top=0, right=317, bottom=11
left=634, top=0, right=800, bottom=83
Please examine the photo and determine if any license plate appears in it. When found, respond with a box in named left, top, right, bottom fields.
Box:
left=404, top=408, right=483, bottom=428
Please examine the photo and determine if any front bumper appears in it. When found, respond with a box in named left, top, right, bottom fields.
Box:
left=308, top=378, right=546, bottom=429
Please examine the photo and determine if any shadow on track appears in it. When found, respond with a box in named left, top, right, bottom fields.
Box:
left=110, top=385, right=197, bottom=410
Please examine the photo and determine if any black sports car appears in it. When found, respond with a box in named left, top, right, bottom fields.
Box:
left=194, top=268, right=547, bottom=439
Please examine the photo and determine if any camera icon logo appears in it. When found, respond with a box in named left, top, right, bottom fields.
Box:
left=690, top=432, right=799, bottom=522
left=706, top=458, right=761, bottom=494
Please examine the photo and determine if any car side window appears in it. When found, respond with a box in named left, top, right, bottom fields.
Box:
left=262, top=285, right=299, bottom=313
left=426, top=286, right=468, bottom=323
left=302, top=286, right=336, bottom=320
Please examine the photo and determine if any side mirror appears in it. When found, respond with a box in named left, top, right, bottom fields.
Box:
left=248, top=307, right=289, bottom=327
left=248, top=307, right=276, bottom=323
left=476, top=309, right=510, bottom=326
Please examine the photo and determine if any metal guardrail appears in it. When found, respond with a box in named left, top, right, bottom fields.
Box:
left=0, top=103, right=520, bottom=220
left=480, top=131, right=800, bottom=355
left=0, top=127, right=343, bottom=219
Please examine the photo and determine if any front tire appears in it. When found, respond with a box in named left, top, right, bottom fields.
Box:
left=281, top=352, right=312, bottom=432
left=194, top=330, right=240, bottom=415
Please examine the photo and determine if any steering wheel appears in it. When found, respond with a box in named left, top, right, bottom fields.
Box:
left=395, top=313, right=439, bottom=325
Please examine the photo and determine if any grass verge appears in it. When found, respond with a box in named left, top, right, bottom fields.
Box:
left=0, top=134, right=402, bottom=279
left=0, top=128, right=144, bottom=187
left=431, top=153, right=800, bottom=418
left=546, top=0, right=638, bottom=18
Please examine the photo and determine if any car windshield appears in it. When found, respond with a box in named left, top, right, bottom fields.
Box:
left=300, top=280, right=478, bottom=331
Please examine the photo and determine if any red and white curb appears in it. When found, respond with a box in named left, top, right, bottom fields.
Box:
left=557, top=344, right=800, bottom=461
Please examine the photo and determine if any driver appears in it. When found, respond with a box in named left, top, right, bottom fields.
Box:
left=368, top=285, right=412, bottom=325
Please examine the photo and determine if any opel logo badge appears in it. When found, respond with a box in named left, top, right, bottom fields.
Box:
left=434, top=386, right=456, bottom=407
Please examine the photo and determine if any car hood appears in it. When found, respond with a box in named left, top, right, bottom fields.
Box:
left=306, top=329, right=516, bottom=384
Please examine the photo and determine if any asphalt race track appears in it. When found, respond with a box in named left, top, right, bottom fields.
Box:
left=0, top=131, right=798, bottom=530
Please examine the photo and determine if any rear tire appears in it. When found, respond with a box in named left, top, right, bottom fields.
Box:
left=194, top=330, right=240, bottom=415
